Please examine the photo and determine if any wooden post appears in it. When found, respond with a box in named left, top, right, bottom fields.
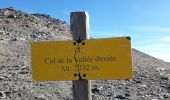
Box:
left=70, top=12, right=91, bottom=100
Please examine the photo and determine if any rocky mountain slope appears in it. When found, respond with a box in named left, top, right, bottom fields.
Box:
left=0, top=8, right=170, bottom=100
left=0, top=7, right=71, bottom=43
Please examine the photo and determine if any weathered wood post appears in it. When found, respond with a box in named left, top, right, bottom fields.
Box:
left=70, top=12, right=91, bottom=100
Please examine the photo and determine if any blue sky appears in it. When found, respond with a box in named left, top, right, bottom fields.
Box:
left=0, top=0, right=170, bottom=62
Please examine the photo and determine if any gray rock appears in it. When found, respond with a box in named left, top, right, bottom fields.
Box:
left=34, top=94, right=46, bottom=100
left=0, top=91, right=6, bottom=99
left=0, top=76, right=5, bottom=80
left=115, top=94, right=127, bottom=99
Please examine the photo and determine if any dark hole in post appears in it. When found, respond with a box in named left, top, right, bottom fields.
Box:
left=83, top=74, right=86, bottom=77
left=82, top=42, right=85, bottom=45
left=74, top=73, right=77, bottom=77
left=73, top=42, right=77, bottom=45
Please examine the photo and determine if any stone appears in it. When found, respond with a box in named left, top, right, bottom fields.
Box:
left=125, top=93, right=131, bottom=97
left=156, top=68, right=166, bottom=72
left=0, top=76, right=5, bottom=80
left=92, top=87, right=100, bottom=94
left=34, top=94, right=46, bottom=100
left=115, top=94, right=127, bottom=99
left=0, top=91, right=6, bottom=99
left=161, top=74, right=170, bottom=80
left=7, top=14, right=16, bottom=18
left=21, top=66, right=27, bottom=70
left=18, top=71, right=28, bottom=74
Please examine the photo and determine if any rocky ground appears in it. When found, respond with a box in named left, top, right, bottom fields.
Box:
left=0, top=8, right=170, bottom=100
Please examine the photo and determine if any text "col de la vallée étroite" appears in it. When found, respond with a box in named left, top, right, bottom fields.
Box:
left=44, top=56, right=116, bottom=64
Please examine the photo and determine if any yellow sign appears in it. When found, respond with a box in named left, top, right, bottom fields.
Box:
left=31, top=37, right=132, bottom=80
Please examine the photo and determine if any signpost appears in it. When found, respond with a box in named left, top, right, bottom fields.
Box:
left=32, top=37, right=132, bottom=80
left=31, top=12, right=132, bottom=100
left=71, top=12, right=91, bottom=100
